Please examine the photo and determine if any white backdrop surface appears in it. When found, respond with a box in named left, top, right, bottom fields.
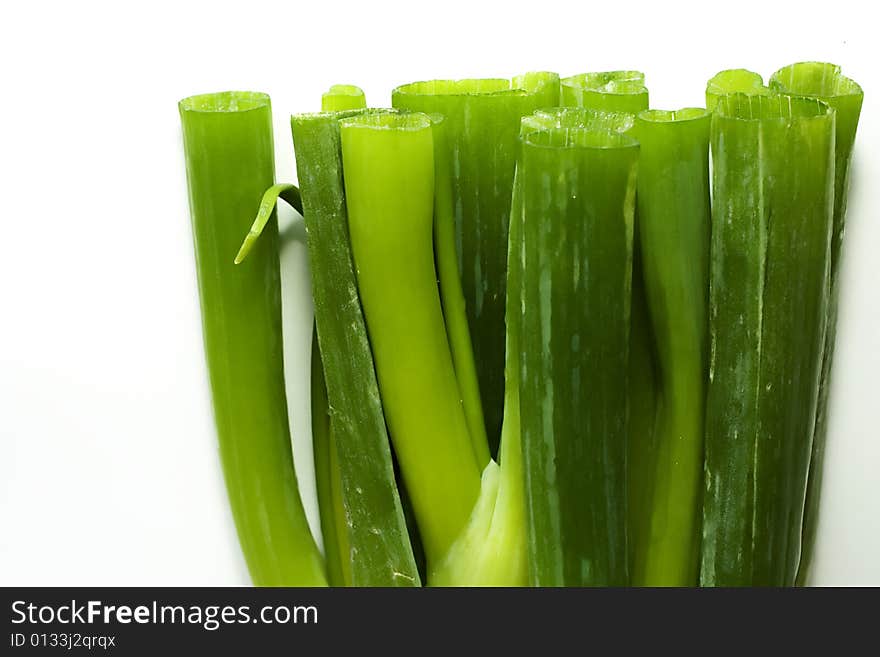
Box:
left=0, top=0, right=877, bottom=585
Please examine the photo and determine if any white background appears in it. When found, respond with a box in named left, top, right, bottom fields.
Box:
left=0, top=0, right=877, bottom=585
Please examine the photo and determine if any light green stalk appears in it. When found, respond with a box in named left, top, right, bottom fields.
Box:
left=339, top=112, right=481, bottom=565
left=705, top=69, right=769, bottom=111
left=632, top=108, right=711, bottom=586
left=561, top=71, right=648, bottom=112
left=339, top=111, right=527, bottom=585
left=321, top=84, right=366, bottom=112
left=392, top=73, right=560, bottom=454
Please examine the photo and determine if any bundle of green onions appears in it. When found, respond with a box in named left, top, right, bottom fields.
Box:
left=179, top=61, right=862, bottom=587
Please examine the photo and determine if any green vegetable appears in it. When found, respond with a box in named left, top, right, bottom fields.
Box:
left=520, top=106, right=636, bottom=135
left=768, top=63, right=863, bottom=584
left=518, top=124, right=639, bottom=586
left=321, top=84, right=366, bottom=112
left=700, top=93, right=835, bottom=586
left=705, top=69, right=768, bottom=111
left=339, top=112, right=480, bottom=564
left=182, top=64, right=860, bottom=589
left=392, top=73, right=560, bottom=452
left=291, top=109, right=420, bottom=586
left=558, top=73, right=654, bottom=581
left=561, top=71, right=648, bottom=112
left=337, top=111, right=526, bottom=585
left=631, top=108, right=711, bottom=586
left=309, top=85, right=368, bottom=586
left=179, top=91, right=326, bottom=586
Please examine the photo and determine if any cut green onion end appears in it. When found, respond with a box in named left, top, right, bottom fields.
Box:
left=512, top=71, right=559, bottom=90
left=321, top=84, right=367, bottom=112
left=714, top=92, right=833, bottom=122
left=706, top=70, right=768, bottom=111
left=706, top=69, right=766, bottom=94
left=527, top=106, right=636, bottom=135
left=340, top=110, right=433, bottom=132
left=523, top=127, right=639, bottom=151
left=179, top=90, right=270, bottom=113
left=769, top=62, right=863, bottom=98
left=393, top=78, right=518, bottom=98
left=562, top=70, right=647, bottom=94
left=638, top=107, right=710, bottom=123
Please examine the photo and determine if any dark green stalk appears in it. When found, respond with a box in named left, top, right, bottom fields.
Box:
left=310, top=332, right=348, bottom=586
left=559, top=74, right=653, bottom=581
left=768, top=63, right=863, bottom=585
left=179, top=91, right=326, bottom=586
left=701, top=93, right=835, bottom=586
left=431, top=115, right=489, bottom=467
left=291, top=109, right=420, bottom=586
left=308, top=85, right=367, bottom=587
left=518, top=126, right=638, bottom=586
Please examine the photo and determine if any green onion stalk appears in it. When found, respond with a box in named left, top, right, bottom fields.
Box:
left=340, top=112, right=480, bottom=567
left=179, top=92, right=326, bottom=586
left=559, top=72, right=656, bottom=580
left=312, top=86, right=368, bottom=586
left=391, top=73, right=561, bottom=455
left=336, top=110, right=527, bottom=585
left=517, top=118, right=639, bottom=586
left=632, top=108, right=711, bottom=586
left=290, top=109, right=421, bottom=586
left=561, top=70, right=648, bottom=112
left=700, top=93, right=835, bottom=586
left=705, top=69, right=770, bottom=111
left=767, top=63, right=863, bottom=585
left=321, top=84, right=367, bottom=112
left=284, top=104, right=525, bottom=585
left=702, top=64, right=863, bottom=583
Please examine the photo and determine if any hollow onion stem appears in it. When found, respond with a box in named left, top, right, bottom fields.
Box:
left=179, top=91, right=326, bottom=586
